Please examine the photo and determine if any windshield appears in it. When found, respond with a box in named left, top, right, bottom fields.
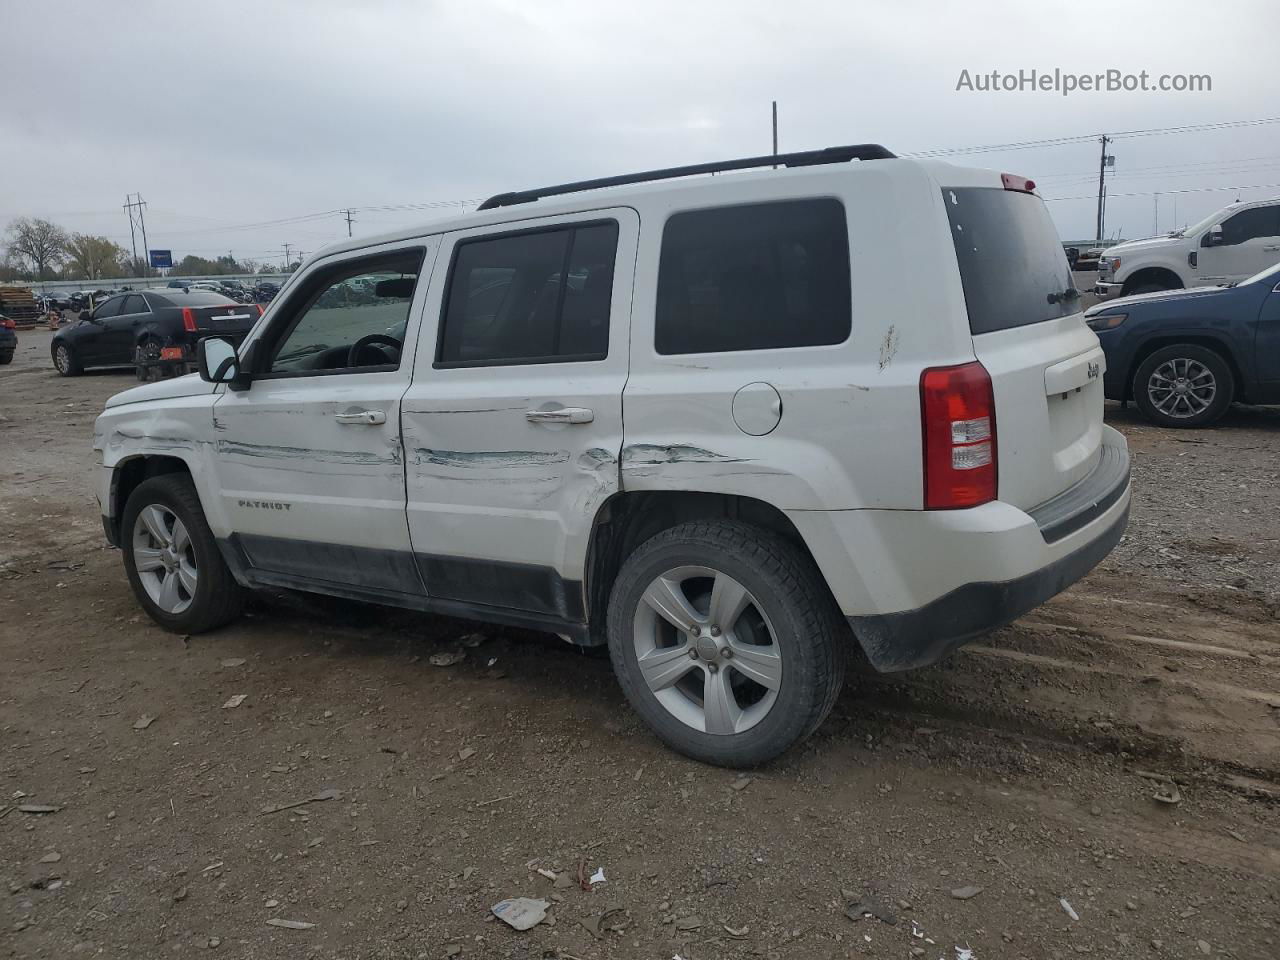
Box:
left=1176, top=207, right=1234, bottom=238
left=943, top=187, right=1077, bottom=334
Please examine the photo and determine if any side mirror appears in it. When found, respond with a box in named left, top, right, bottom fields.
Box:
left=1203, top=224, right=1224, bottom=247
left=79, top=310, right=92, bottom=323
left=197, top=337, right=239, bottom=384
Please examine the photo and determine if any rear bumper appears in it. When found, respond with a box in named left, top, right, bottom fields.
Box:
left=846, top=498, right=1128, bottom=671
left=788, top=426, right=1131, bottom=672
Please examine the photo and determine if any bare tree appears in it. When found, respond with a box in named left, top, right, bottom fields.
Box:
left=5, top=218, right=69, bottom=280
left=65, top=234, right=128, bottom=281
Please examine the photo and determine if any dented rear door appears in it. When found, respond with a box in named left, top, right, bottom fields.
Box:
left=402, top=208, right=638, bottom=622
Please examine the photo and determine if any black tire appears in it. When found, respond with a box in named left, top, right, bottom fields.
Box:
left=0, top=351, right=12, bottom=366
left=52, top=341, right=81, bottom=376
left=1132, top=344, right=1234, bottom=428
left=606, top=520, right=846, bottom=768
left=121, top=474, right=245, bottom=633
left=1124, top=281, right=1174, bottom=296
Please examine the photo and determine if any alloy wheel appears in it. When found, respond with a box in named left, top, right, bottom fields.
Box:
left=1147, top=357, right=1216, bottom=419
left=131, top=505, right=198, bottom=614
left=631, top=565, right=782, bottom=735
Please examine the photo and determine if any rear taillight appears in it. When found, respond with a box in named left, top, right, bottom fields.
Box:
left=0, top=317, right=14, bottom=329
left=181, top=307, right=197, bottom=332
left=1001, top=172, right=1037, bottom=193
left=920, top=361, right=997, bottom=509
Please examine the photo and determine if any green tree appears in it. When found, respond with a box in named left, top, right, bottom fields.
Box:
left=64, top=234, right=128, bottom=281
left=5, top=217, right=69, bottom=279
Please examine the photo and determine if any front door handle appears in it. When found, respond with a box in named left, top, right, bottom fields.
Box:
left=525, top=407, right=594, bottom=424
left=334, top=409, right=387, bottom=425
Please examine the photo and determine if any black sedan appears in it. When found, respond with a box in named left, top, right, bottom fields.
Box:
left=51, top=288, right=263, bottom=381
left=1086, top=261, right=1280, bottom=427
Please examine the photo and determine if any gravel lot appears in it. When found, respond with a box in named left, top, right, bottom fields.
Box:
left=2, top=320, right=1278, bottom=960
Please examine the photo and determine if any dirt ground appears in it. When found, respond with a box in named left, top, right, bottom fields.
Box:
left=2, top=324, right=1278, bottom=960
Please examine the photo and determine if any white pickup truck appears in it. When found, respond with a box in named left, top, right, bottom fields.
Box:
left=1095, top=197, right=1280, bottom=300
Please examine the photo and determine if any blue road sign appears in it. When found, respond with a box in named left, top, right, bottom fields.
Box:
left=149, top=249, right=173, bottom=269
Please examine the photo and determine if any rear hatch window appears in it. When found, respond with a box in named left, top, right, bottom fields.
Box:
left=944, top=187, right=1076, bottom=334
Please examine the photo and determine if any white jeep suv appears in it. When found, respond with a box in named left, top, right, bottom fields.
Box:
left=93, top=145, right=1130, bottom=767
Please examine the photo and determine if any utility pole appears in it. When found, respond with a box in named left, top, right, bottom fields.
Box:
left=771, top=100, right=778, bottom=168
left=282, top=242, right=293, bottom=271
left=123, top=193, right=150, bottom=276
left=344, top=208, right=355, bottom=237
left=1094, top=136, right=1111, bottom=244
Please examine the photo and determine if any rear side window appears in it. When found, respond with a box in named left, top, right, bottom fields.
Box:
left=437, top=221, right=618, bottom=366
left=123, top=294, right=148, bottom=314
left=655, top=199, right=850, bottom=355
left=944, top=187, right=1075, bottom=335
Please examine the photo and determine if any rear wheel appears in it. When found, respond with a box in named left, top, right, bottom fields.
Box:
left=1133, top=344, right=1233, bottom=428
left=52, top=342, right=81, bottom=376
left=0, top=351, right=12, bottom=366
left=606, top=520, right=846, bottom=767
left=121, top=475, right=245, bottom=633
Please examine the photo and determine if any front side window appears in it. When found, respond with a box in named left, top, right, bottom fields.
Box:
left=437, top=221, right=618, bottom=366
left=655, top=199, right=851, bottom=355
left=267, top=251, right=423, bottom=375
left=1218, top=206, right=1280, bottom=246
left=92, top=296, right=125, bottom=319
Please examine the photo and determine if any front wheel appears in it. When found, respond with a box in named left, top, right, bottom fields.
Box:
left=606, top=520, right=846, bottom=767
left=121, top=475, right=245, bottom=633
left=1133, top=344, right=1234, bottom=428
left=52, top=342, right=81, bottom=376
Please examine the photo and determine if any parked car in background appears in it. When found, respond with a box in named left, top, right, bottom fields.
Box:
left=0, top=314, right=16, bottom=364
left=52, top=288, right=262, bottom=381
left=1095, top=197, right=1280, bottom=300
left=1087, top=260, right=1280, bottom=427
left=90, top=145, right=1130, bottom=766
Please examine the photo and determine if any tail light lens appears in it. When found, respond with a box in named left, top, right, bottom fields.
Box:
left=1001, top=172, right=1037, bottom=193
left=920, top=361, right=997, bottom=509
left=0, top=317, right=14, bottom=329
left=181, top=307, right=197, bottom=332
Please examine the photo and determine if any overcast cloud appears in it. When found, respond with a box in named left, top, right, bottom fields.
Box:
left=3, top=0, right=1278, bottom=265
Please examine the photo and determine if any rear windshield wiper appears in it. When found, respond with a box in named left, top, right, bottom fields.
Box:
left=1047, top=287, right=1081, bottom=305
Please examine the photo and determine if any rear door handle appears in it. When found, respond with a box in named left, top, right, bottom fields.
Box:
left=1264, top=245, right=1280, bottom=252
left=525, top=407, right=594, bottom=424
left=334, top=409, right=386, bottom=425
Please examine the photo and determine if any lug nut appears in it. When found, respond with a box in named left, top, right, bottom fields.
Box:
left=722, top=647, right=733, bottom=659
left=707, top=663, right=719, bottom=673
left=688, top=648, right=699, bottom=659
left=710, top=625, right=721, bottom=636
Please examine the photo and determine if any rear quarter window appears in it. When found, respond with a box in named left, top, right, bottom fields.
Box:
left=944, top=187, right=1075, bottom=335
left=655, top=198, right=851, bottom=354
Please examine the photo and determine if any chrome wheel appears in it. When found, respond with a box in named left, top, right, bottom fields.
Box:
left=632, top=565, right=781, bottom=735
left=1147, top=357, right=1216, bottom=420
left=131, top=505, right=197, bottom=615
left=54, top=345, right=70, bottom=373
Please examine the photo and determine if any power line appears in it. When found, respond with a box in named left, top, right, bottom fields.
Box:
left=1044, top=180, right=1280, bottom=204
left=904, top=116, right=1280, bottom=159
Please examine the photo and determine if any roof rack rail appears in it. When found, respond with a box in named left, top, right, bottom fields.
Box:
left=477, top=143, right=896, bottom=211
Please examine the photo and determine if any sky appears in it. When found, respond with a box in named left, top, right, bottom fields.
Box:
left=3, top=0, right=1278, bottom=268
